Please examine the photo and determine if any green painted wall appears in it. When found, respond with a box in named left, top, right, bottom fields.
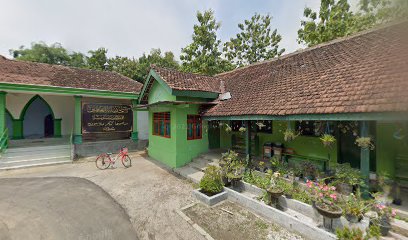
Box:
left=148, top=81, right=176, bottom=103
left=376, top=121, right=408, bottom=177
left=147, top=81, right=209, bottom=168
left=174, top=104, right=209, bottom=167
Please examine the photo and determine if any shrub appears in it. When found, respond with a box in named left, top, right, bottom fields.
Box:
left=336, top=227, right=364, bottom=240
left=199, top=166, right=224, bottom=195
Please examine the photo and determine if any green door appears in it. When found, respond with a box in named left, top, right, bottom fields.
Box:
left=208, top=121, right=220, bottom=149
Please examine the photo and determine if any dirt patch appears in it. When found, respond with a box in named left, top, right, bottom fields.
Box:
left=183, top=201, right=305, bottom=240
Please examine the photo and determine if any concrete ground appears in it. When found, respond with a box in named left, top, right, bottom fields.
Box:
left=0, top=177, right=136, bottom=240
left=0, top=153, right=205, bottom=240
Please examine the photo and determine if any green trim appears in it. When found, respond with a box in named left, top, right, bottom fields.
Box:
left=20, top=95, right=55, bottom=120
left=0, top=92, right=6, bottom=133
left=54, top=119, right=62, bottom=137
left=74, top=96, right=82, bottom=144
left=360, top=121, right=370, bottom=198
left=203, top=112, right=408, bottom=121
left=138, top=69, right=219, bottom=103
left=0, top=82, right=139, bottom=100
left=74, top=135, right=82, bottom=144
left=172, top=90, right=218, bottom=98
left=12, top=119, right=23, bottom=139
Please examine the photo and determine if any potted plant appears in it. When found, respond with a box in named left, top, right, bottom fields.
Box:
left=372, top=203, right=396, bottom=236
left=333, top=163, right=364, bottom=195
left=301, top=161, right=317, bottom=181
left=266, top=172, right=284, bottom=207
left=238, top=126, right=246, bottom=133
left=199, top=165, right=224, bottom=196
left=225, top=158, right=245, bottom=189
left=307, top=180, right=342, bottom=231
left=320, top=134, right=336, bottom=148
left=219, top=150, right=241, bottom=186
left=355, top=136, right=375, bottom=150
left=293, top=165, right=302, bottom=181
left=341, top=190, right=371, bottom=223
left=335, top=227, right=364, bottom=240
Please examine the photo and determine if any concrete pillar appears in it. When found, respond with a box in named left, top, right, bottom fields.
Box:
left=74, top=96, right=82, bottom=144
left=360, top=121, right=370, bottom=197
left=13, top=119, right=23, bottom=139
left=245, top=120, right=251, bottom=160
left=131, top=99, right=138, bottom=142
left=54, top=119, right=62, bottom=138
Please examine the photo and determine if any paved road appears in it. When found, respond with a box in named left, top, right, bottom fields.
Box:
left=0, top=177, right=137, bottom=240
left=0, top=154, right=205, bottom=240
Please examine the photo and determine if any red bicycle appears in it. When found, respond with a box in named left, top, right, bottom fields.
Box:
left=95, top=146, right=132, bottom=169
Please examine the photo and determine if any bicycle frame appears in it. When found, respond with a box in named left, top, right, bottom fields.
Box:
left=108, top=147, right=128, bottom=164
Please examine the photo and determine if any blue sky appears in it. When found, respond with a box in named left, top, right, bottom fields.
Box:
left=0, top=0, right=323, bottom=60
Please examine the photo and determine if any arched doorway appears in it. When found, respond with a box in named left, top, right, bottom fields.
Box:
left=21, top=95, right=55, bottom=139
left=5, top=109, right=13, bottom=139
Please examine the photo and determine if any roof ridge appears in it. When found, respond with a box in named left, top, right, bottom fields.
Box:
left=151, top=64, right=219, bottom=79
left=0, top=55, right=137, bottom=82
left=216, top=21, right=404, bottom=77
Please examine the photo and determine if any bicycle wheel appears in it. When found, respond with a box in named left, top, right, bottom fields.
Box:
left=121, top=155, right=132, bottom=168
left=96, top=154, right=111, bottom=170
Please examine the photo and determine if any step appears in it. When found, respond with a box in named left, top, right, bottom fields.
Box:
left=1, top=153, right=71, bottom=163
left=2, top=150, right=71, bottom=160
left=174, top=166, right=203, bottom=184
left=0, top=156, right=72, bottom=170
left=6, top=144, right=70, bottom=154
left=392, top=219, right=408, bottom=237
left=386, top=231, right=408, bottom=240
left=189, top=160, right=209, bottom=172
left=0, top=160, right=72, bottom=171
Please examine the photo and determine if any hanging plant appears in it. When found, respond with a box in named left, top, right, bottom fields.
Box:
left=256, top=122, right=266, bottom=130
left=284, top=129, right=299, bottom=142
left=320, top=134, right=336, bottom=148
left=355, top=136, right=375, bottom=150
left=239, top=127, right=247, bottom=133
left=224, top=124, right=232, bottom=133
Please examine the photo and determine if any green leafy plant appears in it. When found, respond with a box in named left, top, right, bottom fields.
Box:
left=301, top=161, right=317, bottom=179
left=340, top=190, right=371, bottom=222
left=283, top=129, right=299, bottom=142
left=333, top=163, right=365, bottom=187
left=355, top=136, right=375, bottom=150
left=366, top=224, right=381, bottom=240
left=238, top=127, right=246, bottom=133
left=270, top=156, right=280, bottom=171
left=243, top=170, right=270, bottom=189
left=336, top=227, right=364, bottom=240
left=320, top=134, right=336, bottom=148
left=199, top=165, right=224, bottom=195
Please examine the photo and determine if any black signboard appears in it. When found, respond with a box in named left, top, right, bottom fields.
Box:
left=82, top=103, right=132, bottom=133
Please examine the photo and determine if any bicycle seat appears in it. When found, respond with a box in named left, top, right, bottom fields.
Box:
left=106, top=152, right=113, bottom=155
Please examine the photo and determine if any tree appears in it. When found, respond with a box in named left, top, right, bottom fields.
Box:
left=10, top=42, right=71, bottom=65
left=68, top=52, right=88, bottom=68
left=298, top=0, right=408, bottom=47
left=224, top=13, right=285, bottom=67
left=297, top=0, right=354, bottom=47
left=136, top=49, right=179, bottom=82
left=108, top=56, right=139, bottom=80
left=87, top=48, right=109, bottom=71
left=180, top=10, right=234, bottom=75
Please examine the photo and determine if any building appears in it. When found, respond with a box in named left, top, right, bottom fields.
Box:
left=138, top=23, right=408, bottom=184
left=0, top=56, right=148, bottom=163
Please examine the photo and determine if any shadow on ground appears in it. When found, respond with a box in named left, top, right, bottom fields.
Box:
left=0, top=177, right=137, bottom=240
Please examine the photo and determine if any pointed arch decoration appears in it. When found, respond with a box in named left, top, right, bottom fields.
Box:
left=19, top=95, right=62, bottom=138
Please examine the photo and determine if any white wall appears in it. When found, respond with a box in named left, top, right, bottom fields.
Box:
left=6, top=93, right=74, bottom=136
left=137, top=111, right=148, bottom=140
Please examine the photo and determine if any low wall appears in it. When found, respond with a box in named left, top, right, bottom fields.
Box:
left=240, top=181, right=369, bottom=231
left=74, top=139, right=148, bottom=158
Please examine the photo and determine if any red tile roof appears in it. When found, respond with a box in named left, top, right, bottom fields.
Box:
left=203, top=23, right=408, bottom=117
left=150, top=65, right=221, bottom=93
left=0, top=56, right=143, bottom=94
